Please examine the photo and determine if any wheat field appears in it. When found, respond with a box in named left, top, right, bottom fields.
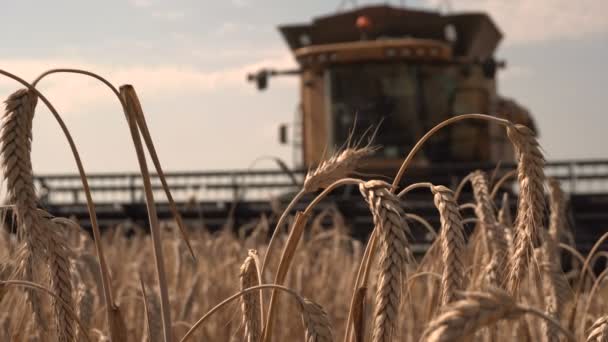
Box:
left=0, top=68, right=606, bottom=341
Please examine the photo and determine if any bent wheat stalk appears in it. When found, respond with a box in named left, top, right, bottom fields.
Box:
left=262, top=146, right=374, bottom=278
left=0, top=69, right=119, bottom=339
left=181, top=284, right=333, bottom=342
left=120, top=85, right=172, bottom=342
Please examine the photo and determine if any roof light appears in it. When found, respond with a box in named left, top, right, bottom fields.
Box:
left=356, top=15, right=372, bottom=31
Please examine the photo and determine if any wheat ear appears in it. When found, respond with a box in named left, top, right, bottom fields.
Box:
left=587, top=316, right=608, bottom=342
left=2, top=89, right=75, bottom=341
left=541, top=179, right=571, bottom=341
left=262, top=146, right=372, bottom=279
left=76, top=283, right=94, bottom=341
left=505, top=124, right=546, bottom=296
left=303, top=146, right=374, bottom=193
left=240, top=250, right=262, bottom=342
left=431, top=185, right=465, bottom=305
left=299, top=296, right=334, bottom=342
left=471, top=171, right=509, bottom=288
left=359, top=180, right=412, bottom=342
left=422, top=288, right=574, bottom=342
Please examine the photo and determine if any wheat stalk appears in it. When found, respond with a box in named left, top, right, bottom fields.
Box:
left=240, top=250, right=262, bottom=342
left=359, top=180, right=412, bottom=342
left=262, top=146, right=373, bottom=280
left=587, top=316, right=608, bottom=342
left=141, top=282, right=162, bottom=342
left=505, top=124, right=546, bottom=296
left=430, top=185, right=465, bottom=305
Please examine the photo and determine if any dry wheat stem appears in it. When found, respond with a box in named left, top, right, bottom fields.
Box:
left=263, top=211, right=309, bottom=342
left=260, top=189, right=305, bottom=279
left=343, top=228, right=378, bottom=342
left=140, top=278, right=162, bottom=342
left=120, top=85, right=172, bottom=342
left=359, top=180, right=412, bottom=342
left=391, top=114, right=510, bottom=191
left=263, top=146, right=373, bottom=277
left=490, top=169, right=517, bottom=200
left=36, top=70, right=195, bottom=259
left=431, top=185, right=466, bottom=305
left=453, top=173, right=474, bottom=202
left=397, top=182, right=433, bottom=198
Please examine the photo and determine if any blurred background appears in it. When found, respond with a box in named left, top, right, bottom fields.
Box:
left=0, top=0, right=606, bottom=173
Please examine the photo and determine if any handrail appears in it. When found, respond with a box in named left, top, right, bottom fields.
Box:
left=33, top=159, right=608, bottom=204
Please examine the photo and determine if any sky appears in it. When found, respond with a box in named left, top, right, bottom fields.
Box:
left=0, top=0, right=606, bottom=174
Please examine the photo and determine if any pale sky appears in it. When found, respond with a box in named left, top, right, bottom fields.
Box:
left=0, top=0, right=606, bottom=173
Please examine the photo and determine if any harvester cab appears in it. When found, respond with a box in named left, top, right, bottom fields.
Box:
left=248, top=5, right=536, bottom=177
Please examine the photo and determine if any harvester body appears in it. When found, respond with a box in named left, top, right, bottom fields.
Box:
left=273, top=5, right=535, bottom=174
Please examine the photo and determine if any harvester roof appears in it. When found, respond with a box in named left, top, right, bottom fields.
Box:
left=279, top=5, right=502, bottom=61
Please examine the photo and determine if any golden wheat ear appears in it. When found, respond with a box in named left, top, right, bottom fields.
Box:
left=431, top=185, right=466, bottom=306
left=470, top=171, right=509, bottom=289
left=2, top=89, right=79, bottom=341
left=240, top=250, right=262, bottom=342
left=505, top=124, right=546, bottom=296
left=359, top=180, right=412, bottom=342
left=422, top=288, right=574, bottom=342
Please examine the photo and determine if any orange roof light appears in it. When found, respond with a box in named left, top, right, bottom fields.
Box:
left=356, top=15, right=372, bottom=31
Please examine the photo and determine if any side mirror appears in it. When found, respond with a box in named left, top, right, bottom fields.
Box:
left=278, top=124, right=288, bottom=145
left=247, top=70, right=268, bottom=91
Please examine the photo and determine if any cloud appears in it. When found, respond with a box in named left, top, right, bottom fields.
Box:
left=0, top=53, right=297, bottom=116
left=425, top=0, right=608, bottom=44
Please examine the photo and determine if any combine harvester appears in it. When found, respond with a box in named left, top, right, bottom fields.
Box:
left=35, top=5, right=607, bottom=254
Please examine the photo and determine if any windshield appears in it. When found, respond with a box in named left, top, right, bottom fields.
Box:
left=328, top=62, right=481, bottom=162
